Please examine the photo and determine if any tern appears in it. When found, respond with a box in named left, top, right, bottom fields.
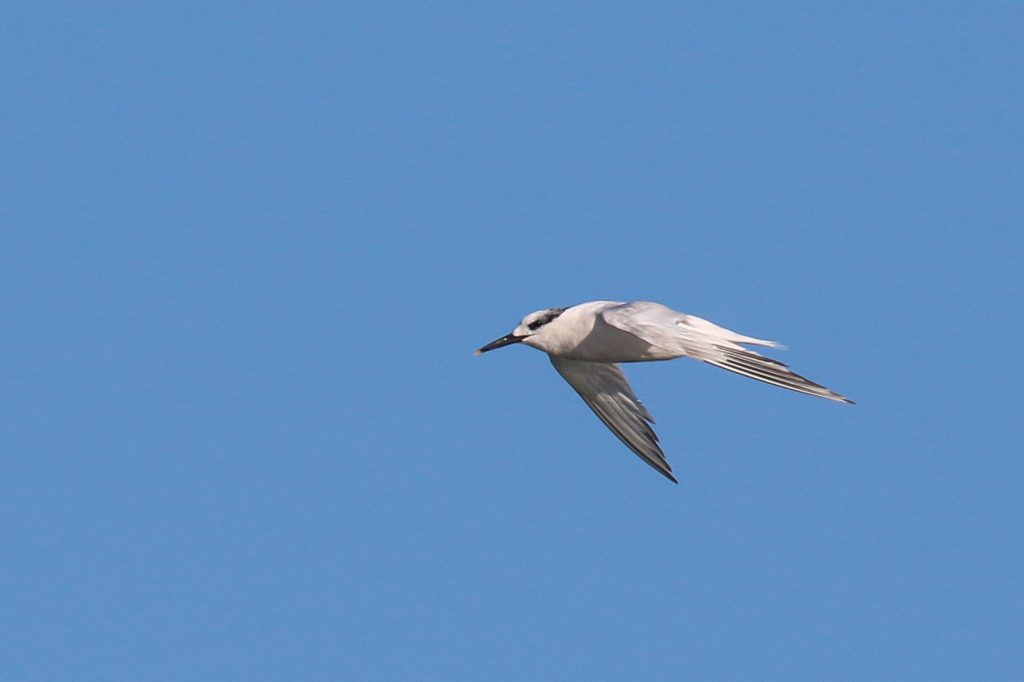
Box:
left=476, top=301, right=852, bottom=483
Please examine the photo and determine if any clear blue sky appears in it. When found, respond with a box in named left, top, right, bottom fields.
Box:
left=2, top=3, right=1021, bottom=680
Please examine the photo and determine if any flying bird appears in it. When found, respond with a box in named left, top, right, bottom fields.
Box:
left=476, top=301, right=852, bottom=483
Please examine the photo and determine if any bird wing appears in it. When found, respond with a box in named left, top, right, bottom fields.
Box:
left=549, top=355, right=677, bottom=483
left=601, top=302, right=853, bottom=404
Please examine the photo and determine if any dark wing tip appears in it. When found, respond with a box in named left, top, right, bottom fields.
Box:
left=714, top=347, right=853, bottom=405
left=648, top=459, right=678, bottom=484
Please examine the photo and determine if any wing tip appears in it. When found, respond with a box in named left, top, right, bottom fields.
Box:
left=652, top=462, right=678, bottom=484
left=825, top=388, right=856, bottom=405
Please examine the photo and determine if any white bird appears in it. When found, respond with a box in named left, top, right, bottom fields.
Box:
left=476, top=301, right=852, bottom=483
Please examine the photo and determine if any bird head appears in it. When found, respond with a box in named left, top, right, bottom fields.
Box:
left=475, top=307, right=566, bottom=354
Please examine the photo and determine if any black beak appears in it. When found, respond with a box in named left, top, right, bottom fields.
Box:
left=475, top=332, right=524, bottom=355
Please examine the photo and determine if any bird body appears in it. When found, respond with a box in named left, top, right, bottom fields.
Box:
left=517, top=301, right=781, bottom=362
left=477, top=301, right=852, bottom=484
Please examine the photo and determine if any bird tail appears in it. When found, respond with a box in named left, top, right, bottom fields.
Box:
left=682, top=315, right=786, bottom=350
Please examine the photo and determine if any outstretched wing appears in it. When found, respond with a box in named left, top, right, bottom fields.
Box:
left=601, top=302, right=853, bottom=404
left=549, top=356, right=677, bottom=483
left=693, top=344, right=853, bottom=403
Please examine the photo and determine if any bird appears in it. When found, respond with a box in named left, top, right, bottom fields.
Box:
left=475, top=301, right=852, bottom=483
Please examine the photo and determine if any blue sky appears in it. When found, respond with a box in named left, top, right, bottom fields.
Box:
left=2, top=2, right=1021, bottom=680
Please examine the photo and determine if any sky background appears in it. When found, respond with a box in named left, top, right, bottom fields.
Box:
left=2, top=2, right=1022, bottom=680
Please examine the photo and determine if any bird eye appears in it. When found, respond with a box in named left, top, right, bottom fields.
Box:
left=528, top=320, right=542, bottom=330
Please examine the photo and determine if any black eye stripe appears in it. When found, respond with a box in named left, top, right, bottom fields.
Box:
left=526, top=308, right=566, bottom=331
